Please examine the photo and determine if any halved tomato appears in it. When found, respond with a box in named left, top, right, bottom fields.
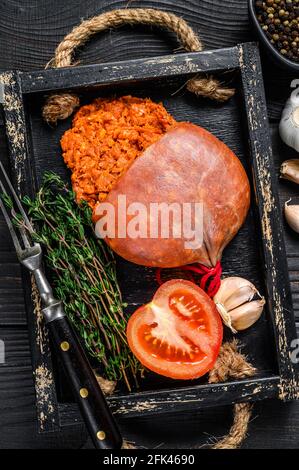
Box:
left=127, top=280, right=223, bottom=380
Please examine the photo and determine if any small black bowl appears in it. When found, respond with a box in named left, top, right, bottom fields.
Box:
left=248, top=0, right=299, bottom=73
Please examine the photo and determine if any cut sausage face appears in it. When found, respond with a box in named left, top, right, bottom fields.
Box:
left=126, top=280, right=223, bottom=380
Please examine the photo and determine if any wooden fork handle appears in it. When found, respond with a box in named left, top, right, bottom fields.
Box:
left=47, top=316, right=122, bottom=449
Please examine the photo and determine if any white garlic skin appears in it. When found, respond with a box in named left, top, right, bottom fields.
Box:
left=227, top=299, right=265, bottom=332
left=213, top=277, right=265, bottom=333
left=285, top=199, right=299, bottom=234
left=280, top=159, right=299, bottom=185
left=279, top=88, right=299, bottom=153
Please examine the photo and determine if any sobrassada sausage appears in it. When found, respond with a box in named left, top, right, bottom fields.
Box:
left=94, top=123, right=250, bottom=268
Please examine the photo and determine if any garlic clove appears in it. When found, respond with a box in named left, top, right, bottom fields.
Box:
left=279, top=89, right=299, bottom=153
left=214, top=276, right=257, bottom=311
left=214, top=276, right=265, bottom=333
left=223, top=284, right=257, bottom=312
left=292, top=108, right=299, bottom=128
left=215, top=302, right=237, bottom=334
left=280, top=159, right=299, bottom=185
left=229, top=298, right=265, bottom=331
left=285, top=199, right=299, bottom=234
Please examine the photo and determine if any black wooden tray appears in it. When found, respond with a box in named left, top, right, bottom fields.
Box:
left=0, top=42, right=298, bottom=433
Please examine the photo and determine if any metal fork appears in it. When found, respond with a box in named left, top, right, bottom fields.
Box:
left=0, top=160, right=122, bottom=449
left=0, top=162, right=64, bottom=319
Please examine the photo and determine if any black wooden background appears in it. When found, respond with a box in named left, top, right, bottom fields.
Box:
left=0, top=0, right=298, bottom=449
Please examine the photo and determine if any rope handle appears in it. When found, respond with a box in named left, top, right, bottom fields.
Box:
left=42, top=8, right=235, bottom=124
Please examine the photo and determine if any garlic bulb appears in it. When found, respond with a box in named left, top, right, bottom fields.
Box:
left=213, top=277, right=265, bottom=333
left=285, top=199, right=299, bottom=234
left=280, top=159, right=299, bottom=184
left=279, top=88, right=299, bottom=152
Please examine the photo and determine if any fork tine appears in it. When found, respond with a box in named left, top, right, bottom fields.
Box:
left=0, top=178, right=32, bottom=248
left=0, top=160, right=34, bottom=233
left=0, top=193, right=22, bottom=254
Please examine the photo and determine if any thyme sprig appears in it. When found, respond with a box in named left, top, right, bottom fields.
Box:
left=24, top=172, right=142, bottom=390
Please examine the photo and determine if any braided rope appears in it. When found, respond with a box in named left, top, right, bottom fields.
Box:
left=53, top=9, right=203, bottom=68
left=209, top=340, right=256, bottom=449
left=42, top=8, right=235, bottom=124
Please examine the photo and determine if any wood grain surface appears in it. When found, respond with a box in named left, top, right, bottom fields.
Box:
left=0, top=0, right=298, bottom=449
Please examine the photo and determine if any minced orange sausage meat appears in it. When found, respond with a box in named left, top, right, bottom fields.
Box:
left=61, top=96, right=176, bottom=208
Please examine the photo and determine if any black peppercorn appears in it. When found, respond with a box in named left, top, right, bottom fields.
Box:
left=255, top=0, right=299, bottom=62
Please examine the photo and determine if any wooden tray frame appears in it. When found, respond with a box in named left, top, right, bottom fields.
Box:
left=0, top=42, right=298, bottom=433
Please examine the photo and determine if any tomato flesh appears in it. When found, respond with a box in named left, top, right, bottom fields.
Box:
left=127, top=280, right=223, bottom=380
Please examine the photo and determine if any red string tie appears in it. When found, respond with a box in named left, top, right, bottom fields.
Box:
left=156, top=261, right=222, bottom=298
